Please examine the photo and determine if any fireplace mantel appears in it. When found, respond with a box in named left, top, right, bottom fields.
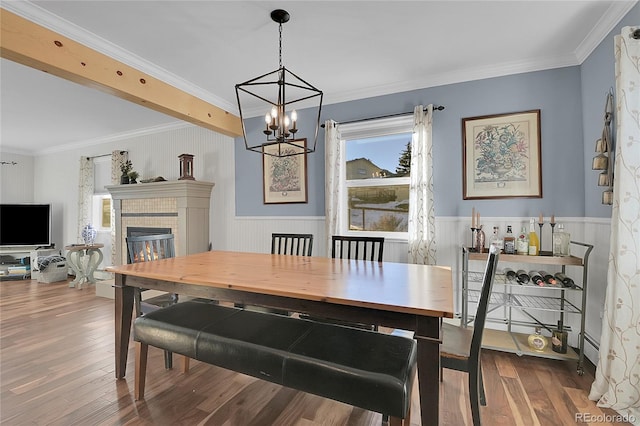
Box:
left=106, top=180, right=214, bottom=201
left=107, top=180, right=214, bottom=265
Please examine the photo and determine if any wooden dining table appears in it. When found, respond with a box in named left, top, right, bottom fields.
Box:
left=107, top=250, right=454, bottom=426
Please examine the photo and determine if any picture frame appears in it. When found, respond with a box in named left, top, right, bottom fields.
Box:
left=263, top=139, right=308, bottom=204
left=462, top=109, right=542, bottom=200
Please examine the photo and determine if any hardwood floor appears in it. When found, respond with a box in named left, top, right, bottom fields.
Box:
left=0, top=279, right=627, bottom=425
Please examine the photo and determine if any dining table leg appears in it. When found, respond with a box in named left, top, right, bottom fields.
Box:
left=114, top=273, right=134, bottom=379
left=415, top=316, right=442, bottom=426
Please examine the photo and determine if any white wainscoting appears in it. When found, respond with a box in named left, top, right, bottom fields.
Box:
left=227, top=215, right=611, bottom=365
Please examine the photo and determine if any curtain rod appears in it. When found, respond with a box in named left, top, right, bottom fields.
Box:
left=86, top=151, right=126, bottom=160
left=320, top=105, right=445, bottom=128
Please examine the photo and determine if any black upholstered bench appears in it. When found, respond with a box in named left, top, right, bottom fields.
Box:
left=134, top=301, right=416, bottom=425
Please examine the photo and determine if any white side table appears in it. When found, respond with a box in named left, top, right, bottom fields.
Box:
left=64, top=244, right=104, bottom=288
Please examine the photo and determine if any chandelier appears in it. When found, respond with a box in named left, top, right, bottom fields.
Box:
left=235, top=9, right=323, bottom=158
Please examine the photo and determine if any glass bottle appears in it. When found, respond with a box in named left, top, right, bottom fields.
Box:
left=490, top=227, right=501, bottom=251
left=554, top=272, right=575, bottom=288
left=503, top=225, right=516, bottom=254
left=530, top=270, right=544, bottom=286
left=528, top=218, right=540, bottom=256
left=516, top=269, right=530, bottom=284
left=504, top=268, right=517, bottom=282
left=552, top=223, right=571, bottom=257
left=551, top=321, right=568, bottom=354
left=516, top=227, right=529, bottom=255
left=540, top=270, right=558, bottom=286
left=528, top=327, right=548, bottom=352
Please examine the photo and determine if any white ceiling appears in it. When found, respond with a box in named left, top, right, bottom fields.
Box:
left=1, top=0, right=636, bottom=155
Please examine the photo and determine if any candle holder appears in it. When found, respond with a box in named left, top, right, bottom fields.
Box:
left=538, top=222, right=544, bottom=255
left=470, top=227, right=477, bottom=252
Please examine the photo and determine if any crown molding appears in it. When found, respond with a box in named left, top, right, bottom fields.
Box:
left=38, top=122, right=192, bottom=155
left=2, top=1, right=238, bottom=115
left=574, top=1, right=638, bottom=63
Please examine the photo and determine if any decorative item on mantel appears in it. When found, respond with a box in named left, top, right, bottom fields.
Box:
left=81, top=223, right=97, bottom=245
left=178, top=154, right=195, bottom=180
left=120, top=160, right=132, bottom=184
left=127, top=170, right=139, bottom=184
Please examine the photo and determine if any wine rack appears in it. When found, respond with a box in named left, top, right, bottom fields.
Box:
left=462, top=241, right=593, bottom=375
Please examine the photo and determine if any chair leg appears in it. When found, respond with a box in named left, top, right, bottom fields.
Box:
left=164, top=350, right=173, bottom=369
left=389, top=417, right=409, bottom=426
left=182, top=356, right=190, bottom=373
left=135, top=341, right=148, bottom=400
left=479, top=366, right=486, bottom=406
left=469, top=365, right=482, bottom=426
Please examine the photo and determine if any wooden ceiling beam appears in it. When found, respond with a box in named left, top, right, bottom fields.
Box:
left=0, top=8, right=243, bottom=138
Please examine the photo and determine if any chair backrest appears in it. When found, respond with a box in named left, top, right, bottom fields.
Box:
left=470, top=244, right=500, bottom=358
left=331, top=236, right=385, bottom=262
left=126, top=234, right=176, bottom=264
left=271, top=233, right=313, bottom=256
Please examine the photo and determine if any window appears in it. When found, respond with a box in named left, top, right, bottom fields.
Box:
left=339, top=116, right=413, bottom=238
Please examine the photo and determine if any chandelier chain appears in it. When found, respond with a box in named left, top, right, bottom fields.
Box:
left=278, top=23, right=283, bottom=69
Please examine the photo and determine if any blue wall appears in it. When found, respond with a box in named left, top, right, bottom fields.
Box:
left=235, top=4, right=638, bottom=218
left=581, top=3, right=639, bottom=218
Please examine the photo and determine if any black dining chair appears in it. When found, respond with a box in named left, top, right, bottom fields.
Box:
left=440, top=244, right=499, bottom=426
left=301, top=235, right=385, bottom=331
left=271, top=233, right=314, bottom=256
left=236, top=233, right=314, bottom=315
left=332, top=235, right=384, bottom=262
left=126, top=233, right=177, bottom=369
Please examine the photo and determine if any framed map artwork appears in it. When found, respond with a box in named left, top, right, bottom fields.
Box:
left=263, top=139, right=308, bottom=204
left=462, top=110, right=542, bottom=200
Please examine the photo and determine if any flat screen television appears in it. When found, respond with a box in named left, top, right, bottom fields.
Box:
left=0, top=204, right=51, bottom=247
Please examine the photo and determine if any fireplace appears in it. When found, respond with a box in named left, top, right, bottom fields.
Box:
left=107, top=180, right=214, bottom=266
left=126, top=227, right=172, bottom=264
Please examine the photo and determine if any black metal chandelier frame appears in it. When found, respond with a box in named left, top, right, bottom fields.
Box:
left=235, top=9, right=323, bottom=158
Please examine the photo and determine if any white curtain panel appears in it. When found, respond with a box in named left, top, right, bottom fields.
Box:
left=110, top=150, right=128, bottom=264
left=77, top=157, right=93, bottom=243
left=408, top=105, right=437, bottom=265
left=324, top=120, right=342, bottom=257
left=589, top=26, right=640, bottom=423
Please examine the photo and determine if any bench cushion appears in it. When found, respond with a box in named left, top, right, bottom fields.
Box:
left=284, top=322, right=416, bottom=418
left=134, top=301, right=240, bottom=358
left=134, top=301, right=416, bottom=418
left=196, top=308, right=314, bottom=383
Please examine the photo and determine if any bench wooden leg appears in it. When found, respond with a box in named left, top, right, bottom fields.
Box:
left=389, top=400, right=411, bottom=426
left=182, top=356, right=190, bottom=373
left=135, top=341, right=148, bottom=400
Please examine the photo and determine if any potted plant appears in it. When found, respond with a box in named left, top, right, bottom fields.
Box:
left=128, top=170, right=139, bottom=184
left=120, top=160, right=132, bottom=184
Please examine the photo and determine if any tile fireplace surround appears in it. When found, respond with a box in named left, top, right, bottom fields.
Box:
left=106, top=180, right=214, bottom=266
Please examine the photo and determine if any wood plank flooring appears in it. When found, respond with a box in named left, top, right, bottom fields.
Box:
left=0, top=279, right=627, bottom=425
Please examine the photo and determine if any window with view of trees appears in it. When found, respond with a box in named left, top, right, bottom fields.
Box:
left=344, top=131, right=413, bottom=234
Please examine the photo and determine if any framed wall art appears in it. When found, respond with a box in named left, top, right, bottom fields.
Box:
left=263, top=139, right=308, bottom=204
left=462, top=109, right=542, bottom=200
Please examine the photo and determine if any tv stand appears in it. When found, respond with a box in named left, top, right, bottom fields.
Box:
left=0, top=246, right=57, bottom=279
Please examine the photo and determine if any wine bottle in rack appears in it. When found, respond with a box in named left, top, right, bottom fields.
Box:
left=540, top=270, right=558, bottom=286
left=516, top=269, right=530, bottom=284
left=530, top=271, right=545, bottom=286
left=554, top=272, right=575, bottom=288
left=504, top=268, right=517, bottom=282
